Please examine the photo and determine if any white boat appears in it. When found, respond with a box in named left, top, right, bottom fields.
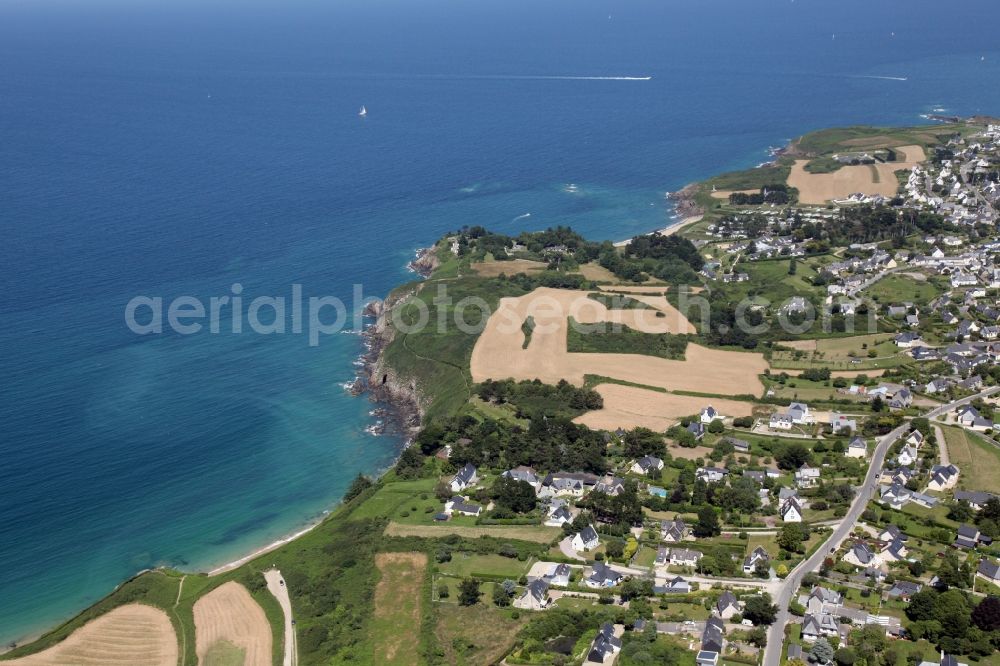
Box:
left=359, top=105, right=367, bottom=117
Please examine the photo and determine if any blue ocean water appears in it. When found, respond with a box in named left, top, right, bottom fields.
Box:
left=1, top=0, right=999, bottom=644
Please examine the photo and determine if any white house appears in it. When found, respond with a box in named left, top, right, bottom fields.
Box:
left=796, top=465, right=821, bottom=488
left=513, top=578, right=552, bottom=610
left=700, top=405, right=723, bottom=424
left=450, top=463, right=478, bottom=492
left=715, top=590, right=742, bottom=619
left=571, top=525, right=600, bottom=552
left=927, top=464, right=959, bottom=491
left=846, top=436, right=868, bottom=459
left=444, top=496, right=482, bottom=517
left=843, top=542, right=883, bottom=569
left=668, top=547, right=703, bottom=567
left=631, top=455, right=664, bottom=476
left=780, top=496, right=803, bottom=522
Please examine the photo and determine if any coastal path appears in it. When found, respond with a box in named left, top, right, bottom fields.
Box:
left=265, top=569, right=296, bottom=666
left=761, top=387, right=1000, bottom=666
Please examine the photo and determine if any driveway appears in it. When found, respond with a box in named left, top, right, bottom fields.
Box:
left=265, top=569, right=296, bottom=666
left=934, top=424, right=949, bottom=465
left=559, top=537, right=587, bottom=561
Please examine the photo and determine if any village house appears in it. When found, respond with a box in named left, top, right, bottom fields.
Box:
left=668, top=547, right=703, bottom=567
left=954, top=490, right=998, bottom=510
left=843, top=542, right=883, bottom=569
left=715, top=590, right=742, bottom=619
left=780, top=496, right=803, bottom=522
left=846, top=436, right=868, bottom=458
left=659, top=575, right=691, bottom=594
left=805, top=586, right=843, bottom=614
left=503, top=465, right=540, bottom=487
left=661, top=519, right=689, bottom=543
left=696, top=467, right=729, bottom=484
left=544, top=501, right=573, bottom=527
left=830, top=413, right=858, bottom=434
left=630, top=455, right=664, bottom=476
left=450, top=463, right=478, bottom=492
left=956, top=405, right=993, bottom=431
left=700, top=405, right=723, bottom=424
left=927, top=464, right=960, bottom=491
left=955, top=524, right=983, bottom=549
left=978, top=558, right=1000, bottom=585
left=587, top=623, right=622, bottom=664
left=795, top=465, right=821, bottom=488
left=571, top=525, right=600, bottom=552
left=886, top=580, right=922, bottom=600
left=801, top=613, right=839, bottom=642
left=742, top=546, right=770, bottom=574
left=514, top=578, right=552, bottom=610
left=586, top=562, right=625, bottom=588
left=444, top=495, right=483, bottom=517
left=543, top=563, right=572, bottom=587
left=538, top=471, right=598, bottom=498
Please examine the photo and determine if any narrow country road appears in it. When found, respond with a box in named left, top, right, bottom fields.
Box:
left=265, top=569, right=296, bottom=666
left=761, top=387, right=1000, bottom=666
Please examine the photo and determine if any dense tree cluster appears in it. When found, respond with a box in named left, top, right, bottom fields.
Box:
left=476, top=378, right=603, bottom=418
left=906, top=588, right=1000, bottom=656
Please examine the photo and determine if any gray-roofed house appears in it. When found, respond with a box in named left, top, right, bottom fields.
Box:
left=661, top=519, right=689, bottom=543
left=742, top=546, right=769, bottom=574
left=450, top=463, right=478, bottom=492
left=801, top=613, right=839, bottom=641
left=978, top=558, right=1000, bottom=583
left=669, top=548, right=703, bottom=567
left=886, top=580, right=922, bottom=600
left=843, top=542, right=882, bottom=568
left=444, top=496, right=483, bottom=517
left=715, top=590, right=742, bottom=619
left=806, top=586, right=843, bottom=614
left=514, top=578, right=552, bottom=610
left=927, top=464, right=960, bottom=491
left=954, top=490, right=998, bottom=510
left=631, top=455, right=664, bottom=476
left=587, top=623, right=622, bottom=663
left=586, top=562, right=624, bottom=588
left=571, top=525, right=600, bottom=552
left=955, top=524, right=981, bottom=549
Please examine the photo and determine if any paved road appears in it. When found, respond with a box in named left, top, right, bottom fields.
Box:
left=761, top=387, right=1000, bottom=666
left=265, top=569, right=296, bottom=666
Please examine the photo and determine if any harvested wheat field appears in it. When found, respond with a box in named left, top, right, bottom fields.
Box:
left=789, top=145, right=925, bottom=204
left=471, top=258, right=546, bottom=277
left=372, top=552, right=428, bottom=666
left=193, top=581, right=272, bottom=666
left=471, top=288, right=768, bottom=398
left=7, top=604, right=177, bottom=666
left=710, top=188, right=756, bottom=200
left=574, top=383, right=755, bottom=431
left=776, top=339, right=818, bottom=351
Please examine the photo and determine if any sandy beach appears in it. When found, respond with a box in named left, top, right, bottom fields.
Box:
left=614, top=214, right=703, bottom=246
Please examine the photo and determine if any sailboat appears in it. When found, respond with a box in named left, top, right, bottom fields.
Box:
left=359, top=105, right=367, bottom=118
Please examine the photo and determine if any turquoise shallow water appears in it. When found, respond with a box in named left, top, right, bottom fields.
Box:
left=1, top=0, right=1000, bottom=644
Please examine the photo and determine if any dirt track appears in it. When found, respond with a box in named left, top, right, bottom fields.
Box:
left=7, top=605, right=177, bottom=666
left=193, top=581, right=272, bottom=666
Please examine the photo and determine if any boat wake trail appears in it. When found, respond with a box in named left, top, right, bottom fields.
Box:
left=426, top=74, right=652, bottom=82
left=853, top=75, right=908, bottom=81
left=512, top=213, right=532, bottom=222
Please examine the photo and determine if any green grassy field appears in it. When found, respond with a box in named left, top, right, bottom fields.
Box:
left=941, top=426, right=1000, bottom=494
left=437, top=553, right=531, bottom=579
left=866, top=274, right=945, bottom=305
left=566, top=318, right=691, bottom=359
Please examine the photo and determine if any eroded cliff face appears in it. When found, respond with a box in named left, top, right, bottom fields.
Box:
left=407, top=246, right=440, bottom=278
left=359, top=286, right=424, bottom=437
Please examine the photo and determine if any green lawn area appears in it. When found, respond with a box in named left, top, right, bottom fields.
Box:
left=348, top=477, right=439, bottom=521
left=437, top=553, right=531, bottom=579
left=746, top=533, right=778, bottom=558
left=435, top=602, right=528, bottom=666
left=941, top=426, right=1000, bottom=494
left=866, top=274, right=944, bottom=305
